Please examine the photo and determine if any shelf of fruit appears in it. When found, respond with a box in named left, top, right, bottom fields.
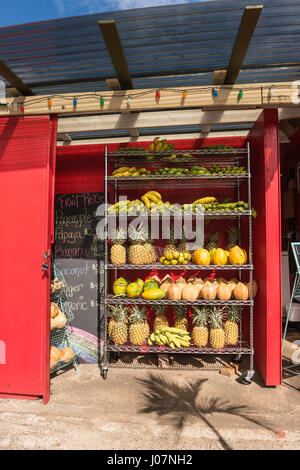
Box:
left=109, top=141, right=248, bottom=164
left=106, top=263, right=253, bottom=270
left=109, top=275, right=257, bottom=303
left=107, top=304, right=252, bottom=355
left=105, top=296, right=254, bottom=306
left=107, top=194, right=255, bottom=217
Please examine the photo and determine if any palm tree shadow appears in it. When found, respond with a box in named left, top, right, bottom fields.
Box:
left=137, top=374, right=274, bottom=450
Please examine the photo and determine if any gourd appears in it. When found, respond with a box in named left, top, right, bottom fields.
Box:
left=201, top=281, right=217, bottom=300
left=233, top=282, right=249, bottom=300
left=181, top=283, right=198, bottom=301
left=160, top=279, right=174, bottom=293
left=193, top=279, right=204, bottom=296
left=167, top=283, right=184, bottom=301
left=246, top=279, right=258, bottom=298
left=216, top=282, right=232, bottom=301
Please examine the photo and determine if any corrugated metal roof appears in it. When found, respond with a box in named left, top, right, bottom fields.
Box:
left=1, top=0, right=300, bottom=94
left=1, top=0, right=299, bottom=140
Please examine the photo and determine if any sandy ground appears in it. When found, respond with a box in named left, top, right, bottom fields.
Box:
left=0, top=355, right=299, bottom=450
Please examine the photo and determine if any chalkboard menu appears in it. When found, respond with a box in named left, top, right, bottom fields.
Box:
left=53, top=193, right=105, bottom=363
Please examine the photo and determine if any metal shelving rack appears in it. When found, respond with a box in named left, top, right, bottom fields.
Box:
left=101, top=145, right=254, bottom=384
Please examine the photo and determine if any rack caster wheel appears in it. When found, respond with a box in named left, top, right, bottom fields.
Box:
left=231, top=354, right=242, bottom=364
left=241, top=370, right=255, bottom=385
left=101, top=366, right=108, bottom=380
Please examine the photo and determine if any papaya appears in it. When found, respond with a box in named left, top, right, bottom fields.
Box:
left=141, top=288, right=166, bottom=300
left=136, top=278, right=144, bottom=293
left=126, top=282, right=140, bottom=298
left=143, top=281, right=159, bottom=291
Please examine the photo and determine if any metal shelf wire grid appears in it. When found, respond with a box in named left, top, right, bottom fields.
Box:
left=50, top=356, right=77, bottom=374
left=105, top=263, right=253, bottom=270
left=107, top=210, right=251, bottom=218
left=104, top=296, right=253, bottom=306
left=106, top=339, right=252, bottom=355
left=107, top=174, right=249, bottom=189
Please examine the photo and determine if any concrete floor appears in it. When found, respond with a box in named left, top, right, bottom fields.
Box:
left=0, top=360, right=299, bottom=450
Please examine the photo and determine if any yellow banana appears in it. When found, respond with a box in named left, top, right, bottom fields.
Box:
left=193, top=197, right=216, bottom=204
left=147, top=191, right=162, bottom=200
left=145, top=192, right=160, bottom=204
left=141, top=195, right=151, bottom=211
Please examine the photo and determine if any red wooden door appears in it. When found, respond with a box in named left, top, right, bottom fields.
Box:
left=248, top=109, right=282, bottom=386
left=0, top=115, right=57, bottom=403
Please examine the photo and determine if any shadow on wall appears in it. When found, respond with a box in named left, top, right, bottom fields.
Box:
left=137, top=373, right=275, bottom=450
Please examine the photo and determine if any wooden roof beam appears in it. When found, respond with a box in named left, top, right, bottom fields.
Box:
left=0, top=58, right=71, bottom=142
left=0, top=59, right=34, bottom=96
left=203, top=6, right=263, bottom=135
left=98, top=20, right=133, bottom=90
left=224, top=5, right=263, bottom=85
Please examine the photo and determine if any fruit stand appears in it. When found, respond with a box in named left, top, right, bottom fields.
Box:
left=101, top=142, right=256, bottom=384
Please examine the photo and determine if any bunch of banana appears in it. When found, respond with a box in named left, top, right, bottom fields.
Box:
left=141, top=191, right=163, bottom=211
left=112, top=167, right=151, bottom=177
left=148, top=327, right=191, bottom=348
left=149, top=202, right=180, bottom=214
left=149, top=137, right=174, bottom=153
left=127, top=200, right=148, bottom=215
left=107, top=200, right=131, bottom=214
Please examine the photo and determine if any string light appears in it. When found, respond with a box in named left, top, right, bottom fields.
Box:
left=4, top=84, right=295, bottom=115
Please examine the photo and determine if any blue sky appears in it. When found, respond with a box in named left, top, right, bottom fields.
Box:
left=0, top=0, right=208, bottom=27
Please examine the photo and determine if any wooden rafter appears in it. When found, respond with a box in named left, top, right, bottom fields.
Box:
left=203, top=5, right=263, bottom=135
left=0, top=58, right=71, bottom=142
left=0, top=59, right=34, bottom=96
left=98, top=20, right=133, bottom=90
left=224, top=5, right=263, bottom=85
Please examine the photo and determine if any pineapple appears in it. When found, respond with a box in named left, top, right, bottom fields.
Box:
left=144, top=239, right=157, bottom=264
left=128, top=223, right=148, bottom=265
left=174, top=305, right=188, bottom=331
left=129, top=306, right=149, bottom=345
left=226, top=226, right=239, bottom=251
left=177, top=231, right=190, bottom=255
left=154, top=306, right=169, bottom=330
left=110, top=305, right=128, bottom=345
left=205, top=231, right=219, bottom=252
left=110, top=228, right=127, bottom=265
left=225, top=306, right=240, bottom=345
left=209, top=307, right=226, bottom=349
left=108, top=304, right=119, bottom=337
left=163, top=224, right=177, bottom=256
left=192, top=306, right=209, bottom=347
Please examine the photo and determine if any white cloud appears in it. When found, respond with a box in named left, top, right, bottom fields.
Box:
left=53, top=0, right=200, bottom=16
